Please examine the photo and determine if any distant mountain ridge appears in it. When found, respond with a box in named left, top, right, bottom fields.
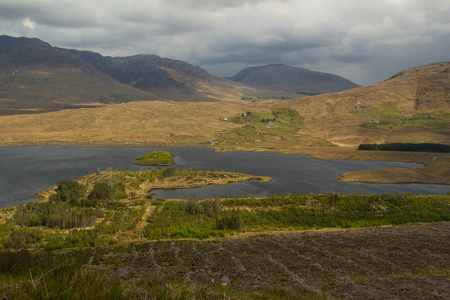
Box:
left=0, top=35, right=254, bottom=114
left=229, top=64, right=359, bottom=95
left=0, top=35, right=157, bottom=114
left=0, top=35, right=359, bottom=114
left=0, top=58, right=448, bottom=149
left=63, top=50, right=229, bottom=101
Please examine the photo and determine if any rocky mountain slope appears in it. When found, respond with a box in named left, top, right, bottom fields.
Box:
left=64, top=49, right=251, bottom=102
left=0, top=35, right=256, bottom=114
left=0, top=36, right=361, bottom=114
left=229, top=64, right=360, bottom=96
left=0, top=35, right=155, bottom=114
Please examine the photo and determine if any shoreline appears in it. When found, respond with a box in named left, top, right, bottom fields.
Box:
left=1, top=141, right=449, bottom=185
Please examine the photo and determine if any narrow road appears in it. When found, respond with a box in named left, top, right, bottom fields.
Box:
left=135, top=200, right=157, bottom=233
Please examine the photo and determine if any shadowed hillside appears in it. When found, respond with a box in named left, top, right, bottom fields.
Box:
left=0, top=36, right=261, bottom=114
left=0, top=36, right=363, bottom=114
left=64, top=50, right=255, bottom=102
left=229, top=64, right=360, bottom=96
left=0, top=35, right=155, bottom=114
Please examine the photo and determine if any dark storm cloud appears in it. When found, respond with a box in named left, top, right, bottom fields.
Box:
left=0, top=0, right=449, bottom=85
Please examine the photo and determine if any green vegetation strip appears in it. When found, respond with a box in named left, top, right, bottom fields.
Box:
left=1, top=192, right=448, bottom=250
left=358, top=106, right=449, bottom=130
left=143, top=193, right=449, bottom=239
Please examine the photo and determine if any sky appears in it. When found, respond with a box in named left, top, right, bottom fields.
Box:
left=0, top=0, right=449, bottom=86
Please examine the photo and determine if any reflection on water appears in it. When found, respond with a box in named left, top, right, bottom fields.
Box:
left=0, top=146, right=448, bottom=207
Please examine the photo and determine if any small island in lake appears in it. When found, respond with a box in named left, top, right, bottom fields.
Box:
left=132, top=151, right=175, bottom=166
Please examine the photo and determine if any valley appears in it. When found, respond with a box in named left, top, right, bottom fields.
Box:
left=0, top=93, right=448, bottom=184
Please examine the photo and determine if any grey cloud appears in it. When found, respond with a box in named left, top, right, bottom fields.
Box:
left=0, top=0, right=449, bottom=86
left=168, top=0, right=290, bottom=10
left=0, top=1, right=98, bottom=28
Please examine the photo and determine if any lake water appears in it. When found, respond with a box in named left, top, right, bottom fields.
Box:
left=0, top=146, right=448, bottom=207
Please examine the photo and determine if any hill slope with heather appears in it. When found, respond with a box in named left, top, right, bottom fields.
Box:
left=282, top=61, right=450, bottom=147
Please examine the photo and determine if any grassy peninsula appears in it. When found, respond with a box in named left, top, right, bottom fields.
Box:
left=131, top=151, right=175, bottom=166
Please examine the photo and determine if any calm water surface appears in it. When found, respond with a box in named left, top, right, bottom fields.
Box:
left=0, top=146, right=448, bottom=207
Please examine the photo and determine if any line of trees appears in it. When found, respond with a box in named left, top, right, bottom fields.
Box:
left=143, top=193, right=450, bottom=240
left=12, top=180, right=126, bottom=230
left=357, top=143, right=450, bottom=153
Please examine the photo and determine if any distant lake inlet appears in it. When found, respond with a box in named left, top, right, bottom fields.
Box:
left=0, top=146, right=448, bottom=207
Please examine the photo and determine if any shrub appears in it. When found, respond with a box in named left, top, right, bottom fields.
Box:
left=3, top=228, right=44, bottom=250
left=215, top=210, right=243, bottom=230
left=50, top=180, right=85, bottom=204
left=114, top=183, right=127, bottom=199
left=162, top=167, right=178, bottom=178
left=88, top=182, right=115, bottom=201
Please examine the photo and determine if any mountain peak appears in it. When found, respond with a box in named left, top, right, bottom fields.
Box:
left=229, top=64, right=359, bottom=95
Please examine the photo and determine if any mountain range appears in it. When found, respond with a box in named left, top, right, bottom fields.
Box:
left=0, top=35, right=448, bottom=149
left=0, top=35, right=358, bottom=114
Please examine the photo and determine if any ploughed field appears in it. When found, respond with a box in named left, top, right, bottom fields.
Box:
left=2, top=221, right=446, bottom=299
left=88, top=221, right=450, bottom=299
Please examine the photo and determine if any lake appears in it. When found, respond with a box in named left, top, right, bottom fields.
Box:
left=0, top=146, right=448, bottom=207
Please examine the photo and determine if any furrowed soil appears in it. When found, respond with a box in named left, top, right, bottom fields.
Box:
left=82, top=221, right=450, bottom=299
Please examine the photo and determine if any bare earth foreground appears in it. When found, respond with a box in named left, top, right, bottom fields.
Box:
left=77, top=222, right=450, bottom=299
